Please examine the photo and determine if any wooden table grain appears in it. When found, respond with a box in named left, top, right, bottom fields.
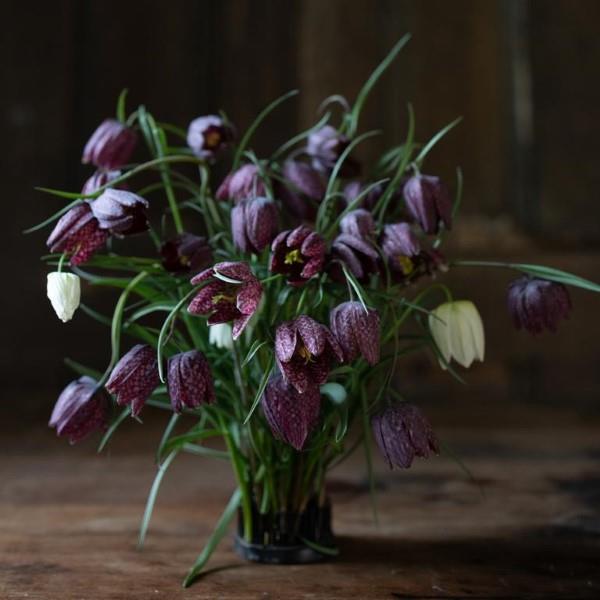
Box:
left=1, top=421, right=599, bottom=599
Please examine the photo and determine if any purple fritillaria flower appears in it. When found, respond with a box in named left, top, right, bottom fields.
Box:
left=188, top=261, right=263, bottom=339
left=46, top=202, right=109, bottom=266
left=106, top=344, right=160, bottom=416
left=330, top=233, right=379, bottom=283
left=186, top=115, right=234, bottom=160
left=270, top=225, right=326, bottom=286
left=81, top=169, right=124, bottom=195
left=507, top=277, right=572, bottom=334
left=339, top=209, right=376, bottom=239
left=231, top=197, right=278, bottom=253
left=274, top=315, right=343, bottom=394
left=403, top=174, right=452, bottom=235
left=160, top=233, right=212, bottom=274
left=306, top=125, right=360, bottom=177
left=90, top=189, right=149, bottom=236
left=49, top=376, right=109, bottom=444
left=372, top=403, right=439, bottom=469
left=261, top=373, right=321, bottom=451
left=82, top=118, right=137, bottom=170
left=167, top=350, right=215, bottom=413
left=381, top=222, right=421, bottom=277
left=278, top=160, right=325, bottom=220
left=330, top=301, right=380, bottom=365
left=216, top=164, right=266, bottom=202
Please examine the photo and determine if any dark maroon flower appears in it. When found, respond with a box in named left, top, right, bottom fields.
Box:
left=82, top=169, right=124, bottom=195
left=231, top=197, right=278, bottom=253
left=106, top=344, right=160, bottom=416
left=167, top=350, right=215, bottom=413
left=187, top=115, right=234, bottom=160
left=274, top=315, right=343, bottom=394
left=330, top=233, right=379, bottom=283
left=90, top=189, right=149, bottom=236
left=188, top=261, right=262, bottom=339
left=160, top=233, right=212, bottom=274
left=403, top=175, right=452, bottom=235
left=372, top=403, right=439, bottom=469
left=330, top=301, right=380, bottom=365
left=278, top=160, right=325, bottom=219
left=381, top=222, right=421, bottom=277
left=82, top=119, right=137, bottom=170
left=216, top=164, right=266, bottom=202
left=261, top=374, right=321, bottom=450
left=507, top=277, right=572, bottom=334
left=306, top=125, right=360, bottom=176
left=46, top=202, right=108, bottom=266
left=339, top=209, right=375, bottom=239
left=49, top=376, right=109, bottom=444
left=270, top=225, right=325, bottom=285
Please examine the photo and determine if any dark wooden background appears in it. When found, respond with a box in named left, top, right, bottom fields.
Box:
left=3, top=0, right=600, bottom=426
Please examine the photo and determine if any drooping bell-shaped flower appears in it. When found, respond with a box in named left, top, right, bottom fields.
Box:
left=160, top=233, right=212, bottom=274
left=339, top=209, right=376, bottom=239
left=209, top=322, right=234, bottom=350
left=330, top=301, right=380, bottom=365
left=186, top=115, right=234, bottom=160
left=261, top=374, right=321, bottom=450
left=231, top=197, right=278, bottom=253
left=381, top=222, right=421, bottom=277
left=188, top=261, right=262, bottom=339
left=429, top=300, right=485, bottom=369
left=82, top=119, right=137, bottom=170
left=275, top=315, right=343, bottom=393
left=330, top=233, right=379, bottom=283
left=47, top=272, right=81, bottom=323
left=372, top=403, right=439, bottom=469
left=90, top=189, right=149, bottom=236
left=81, top=169, right=124, bottom=195
left=270, top=225, right=325, bottom=286
left=216, top=164, right=266, bottom=202
left=106, top=344, right=160, bottom=416
left=278, top=160, right=325, bottom=219
left=343, top=180, right=393, bottom=211
left=167, top=350, right=215, bottom=413
left=507, top=277, right=572, bottom=334
left=49, top=376, right=109, bottom=444
left=306, top=125, right=360, bottom=176
left=46, top=202, right=109, bottom=266
left=403, top=175, right=452, bottom=235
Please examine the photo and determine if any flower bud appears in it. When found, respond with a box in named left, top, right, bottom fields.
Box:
left=46, top=203, right=108, bottom=266
left=187, top=115, right=234, bottom=160
left=403, top=175, right=452, bottom=235
left=82, top=119, right=137, bottom=170
left=270, top=225, right=326, bottom=285
left=339, top=209, right=375, bottom=239
left=160, top=233, right=212, bottom=274
left=90, top=189, right=149, bottom=236
left=507, top=277, right=572, bottom=334
left=372, top=403, right=439, bottom=469
left=330, top=301, right=380, bottom=365
left=81, top=169, right=124, bottom=195
left=49, top=376, right=110, bottom=444
left=106, top=344, right=160, bottom=416
left=231, top=197, right=278, bottom=253
left=306, top=125, right=360, bottom=176
left=167, top=351, right=215, bottom=413
left=216, top=164, right=265, bottom=202
left=278, top=161, right=325, bottom=219
left=209, top=323, right=234, bottom=350
left=261, top=374, right=321, bottom=450
left=47, top=272, right=81, bottom=323
left=429, top=300, right=485, bottom=369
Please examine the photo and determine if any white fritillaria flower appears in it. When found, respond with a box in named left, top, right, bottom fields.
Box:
left=429, top=300, right=485, bottom=369
left=47, top=272, right=81, bottom=323
left=209, top=322, right=234, bottom=350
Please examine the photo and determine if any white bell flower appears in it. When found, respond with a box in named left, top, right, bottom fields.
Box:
left=429, top=300, right=485, bottom=369
left=47, top=272, right=81, bottom=323
left=209, top=322, right=234, bottom=350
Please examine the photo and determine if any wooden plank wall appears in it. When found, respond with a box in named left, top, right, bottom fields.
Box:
left=3, top=0, right=599, bottom=421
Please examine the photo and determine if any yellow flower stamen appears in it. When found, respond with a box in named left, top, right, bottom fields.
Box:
left=284, top=249, right=304, bottom=265
left=204, top=130, right=221, bottom=148
left=212, top=293, right=236, bottom=305
left=298, top=345, right=313, bottom=364
left=397, top=255, right=414, bottom=276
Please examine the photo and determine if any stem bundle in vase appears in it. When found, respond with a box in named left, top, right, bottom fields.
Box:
left=33, top=36, right=600, bottom=587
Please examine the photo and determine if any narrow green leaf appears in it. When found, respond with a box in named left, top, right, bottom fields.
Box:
left=342, top=264, right=372, bottom=312
left=182, top=488, right=242, bottom=587
left=271, top=111, right=331, bottom=161
left=181, top=444, right=229, bottom=460
left=116, top=88, right=129, bottom=123
left=97, top=407, right=130, bottom=453
left=299, top=537, right=340, bottom=556
left=243, top=357, right=274, bottom=425
left=138, top=450, right=179, bottom=548
left=242, top=340, right=267, bottom=367
left=414, top=116, right=462, bottom=165
left=64, top=358, right=102, bottom=380
left=23, top=199, right=81, bottom=234
left=157, top=413, right=180, bottom=464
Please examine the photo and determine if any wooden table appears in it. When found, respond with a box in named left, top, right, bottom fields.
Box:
left=1, top=420, right=599, bottom=599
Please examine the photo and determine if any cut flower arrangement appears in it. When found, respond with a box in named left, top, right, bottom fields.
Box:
left=31, top=36, right=600, bottom=586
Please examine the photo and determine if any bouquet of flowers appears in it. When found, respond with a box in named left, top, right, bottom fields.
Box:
left=32, top=36, right=599, bottom=586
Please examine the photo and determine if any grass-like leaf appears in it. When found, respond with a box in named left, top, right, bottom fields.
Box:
left=97, top=407, right=130, bottom=453
left=243, top=356, right=274, bottom=425
left=414, top=116, right=462, bottom=165
left=116, top=88, right=129, bottom=123
left=299, top=537, right=340, bottom=557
